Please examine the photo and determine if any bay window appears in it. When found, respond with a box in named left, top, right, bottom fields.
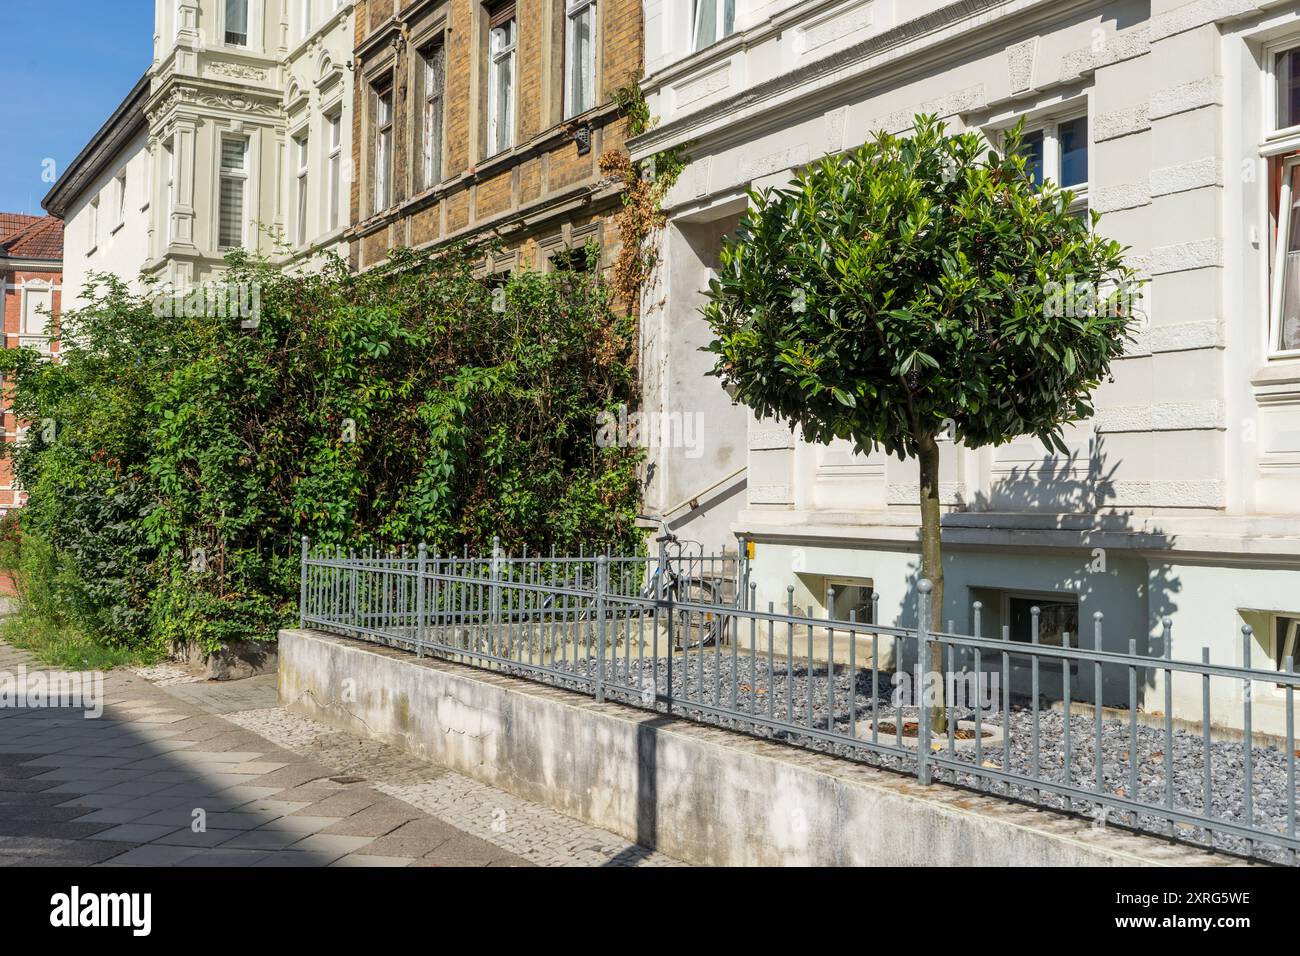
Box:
left=487, top=3, right=517, bottom=157
left=294, top=132, right=309, bottom=247
left=225, top=0, right=249, bottom=46
left=218, top=136, right=248, bottom=249
left=327, top=111, right=342, bottom=231
left=565, top=0, right=596, bottom=118
left=163, top=139, right=175, bottom=245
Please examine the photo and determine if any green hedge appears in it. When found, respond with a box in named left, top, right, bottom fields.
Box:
left=0, top=244, right=643, bottom=654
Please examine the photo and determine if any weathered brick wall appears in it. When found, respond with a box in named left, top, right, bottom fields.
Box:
left=347, top=0, right=643, bottom=276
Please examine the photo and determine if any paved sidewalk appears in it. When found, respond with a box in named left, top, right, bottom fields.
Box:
left=0, top=639, right=679, bottom=867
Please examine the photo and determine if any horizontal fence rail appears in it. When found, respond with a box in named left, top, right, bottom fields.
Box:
left=299, top=539, right=1298, bottom=866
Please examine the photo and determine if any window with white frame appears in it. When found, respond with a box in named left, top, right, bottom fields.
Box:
left=226, top=0, right=249, bottom=46
left=373, top=84, right=393, bottom=213
left=218, top=136, right=248, bottom=249
left=1270, top=156, right=1300, bottom=354
left=114, top=170, right=127, bottom=228
left=87, top=198, right=99, bottom=252
left=294, top=131, right=310, bottom=247
left=487, top=3, right=517, bottom=157
left=163, top=139, right=175, bottom=245
left=420, top=43, right=446, bottom=190
left=327, top=110, right=342, bottom=231
left=692, top=0, right=735, bottom=51
left=564, top=0, right=596, bottom=118
left=21, top=284, right=52, bottom=337
left=1265, top=42, right=1300, bottom=355
left=1002, top=113, right=1089, bottom=218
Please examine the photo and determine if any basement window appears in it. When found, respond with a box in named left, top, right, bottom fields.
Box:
left=1274, top=615, right=1300, bottom=671
left=1006, top=594, right=1079, bottom=672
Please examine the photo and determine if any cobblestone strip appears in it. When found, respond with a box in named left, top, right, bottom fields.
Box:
left=222, top=706, right=684, bottom=867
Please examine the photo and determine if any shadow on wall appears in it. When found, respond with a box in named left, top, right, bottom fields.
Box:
left=888, top=433, right=1181, bottom=708
left=602, top=714, right=676, bottom=867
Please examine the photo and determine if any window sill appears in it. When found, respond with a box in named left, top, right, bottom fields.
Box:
left=1251, top=358, right=1300, bottom=404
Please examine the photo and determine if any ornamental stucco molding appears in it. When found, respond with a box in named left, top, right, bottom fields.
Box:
left=205, top=61, right=269, bottom=82
left=194, top=92, right=280, bottom=117
left=1149, top=157, right=1223, bottom=196
left=1058, top=26, right=1150, bottom=83
left=1126, top=319, right=1225, bottom=356
left=750, top=428, right=796, bottom=451
left=1006, top=37, right=1038, bottom=93
left=1094, top=104, right=1150, bottom=142
left=750, top=484, right=794, bottom=505
left=1149, top=77, right=1223, bottom=120
left=886, top=482, right=965, bottom=506
left=1149, top=0, right=1263, bottom=43
left=1147, top=238, right=1223, bottom=274
left=1106, top=479, right=1225, bottom=508
left=877, top=84, right=987, bottom=134
left=1091, top=181, right=1151, bottom=212
left=1094, top=401, right=1226, bottom=433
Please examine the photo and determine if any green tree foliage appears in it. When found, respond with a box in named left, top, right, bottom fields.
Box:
left=0, top=244, right=642, bottom=654
left=702, top=117, right=1141, bottom=728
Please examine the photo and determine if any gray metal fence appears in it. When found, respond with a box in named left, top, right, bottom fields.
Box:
left=299, top=538, right=1298, bottom=865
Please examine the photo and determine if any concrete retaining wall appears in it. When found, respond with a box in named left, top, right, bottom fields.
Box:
left=279, top=628, right=1239, bottom=867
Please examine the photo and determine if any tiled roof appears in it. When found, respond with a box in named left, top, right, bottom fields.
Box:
left=0, top=214, right=62, bottom=261
left=0, top=213, right=42, bottom=244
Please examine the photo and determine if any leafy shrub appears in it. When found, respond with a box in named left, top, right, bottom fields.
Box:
left=0, top=244, right=642, bottom=653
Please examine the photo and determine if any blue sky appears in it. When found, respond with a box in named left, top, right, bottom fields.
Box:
left=0, top=1, right=154, bottom=215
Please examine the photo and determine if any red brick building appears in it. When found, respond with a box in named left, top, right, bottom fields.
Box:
left=0, top=213, right=63, bottom=515
left=349, top=0, right=643, bottom=282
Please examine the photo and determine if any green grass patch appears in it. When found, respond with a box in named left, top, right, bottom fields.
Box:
left=0, top=607, right=163, bottom=672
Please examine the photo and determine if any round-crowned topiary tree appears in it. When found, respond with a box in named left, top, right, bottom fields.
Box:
left=702, top=115, right=1141, bottom=732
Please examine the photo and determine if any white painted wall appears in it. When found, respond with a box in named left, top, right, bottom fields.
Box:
left=630, top=0, right=1300, bottom=726
left=60, top=129, right=152, bottom=311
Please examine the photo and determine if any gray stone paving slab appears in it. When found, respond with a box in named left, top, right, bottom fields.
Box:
left=0, top=636, right=672, bottom=867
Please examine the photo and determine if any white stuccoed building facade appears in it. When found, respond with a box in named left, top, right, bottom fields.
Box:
left=630, top=0, right=1300, bottom=731
left=48, top=1, right=357, bottom=301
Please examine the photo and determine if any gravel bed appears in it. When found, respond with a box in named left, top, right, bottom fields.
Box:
left=513, top=653, right=1299, bottom=865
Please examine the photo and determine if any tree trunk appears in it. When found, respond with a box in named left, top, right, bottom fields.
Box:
left=917, top=431, right=946, bottom=735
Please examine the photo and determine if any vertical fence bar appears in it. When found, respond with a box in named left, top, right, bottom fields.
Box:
left=596, top=556, right=608, bottom=703
left=1286, top=655, right=1295, bottom=866
left=786, top=587, right=795, bottom=724
left=1201, top=647, right=1212, bottom=833
left=848, top=609, right=857, bottom=740
left=1242, top=624, right=1254, bottom=852
left=1062, top=629, right=1072, bottom=814
left=416, top=543, right=427, bottom=658
left=1093, top=612, right=1104, bottom=799
left=827, top=587, right=836, bottom=734
left=806, top=607, right=815, bottom=729
left=1002, top=625, right=1010, bottom=794
left=1129, top=639, right=1139, bottom=826
left=299, top=536, right=309, bottom=628
left=1163, top=618, right=1174, bottom=840
left=1031, top=605, right=1041, bottom=802
left=917, top=579, right=933, bottom=785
